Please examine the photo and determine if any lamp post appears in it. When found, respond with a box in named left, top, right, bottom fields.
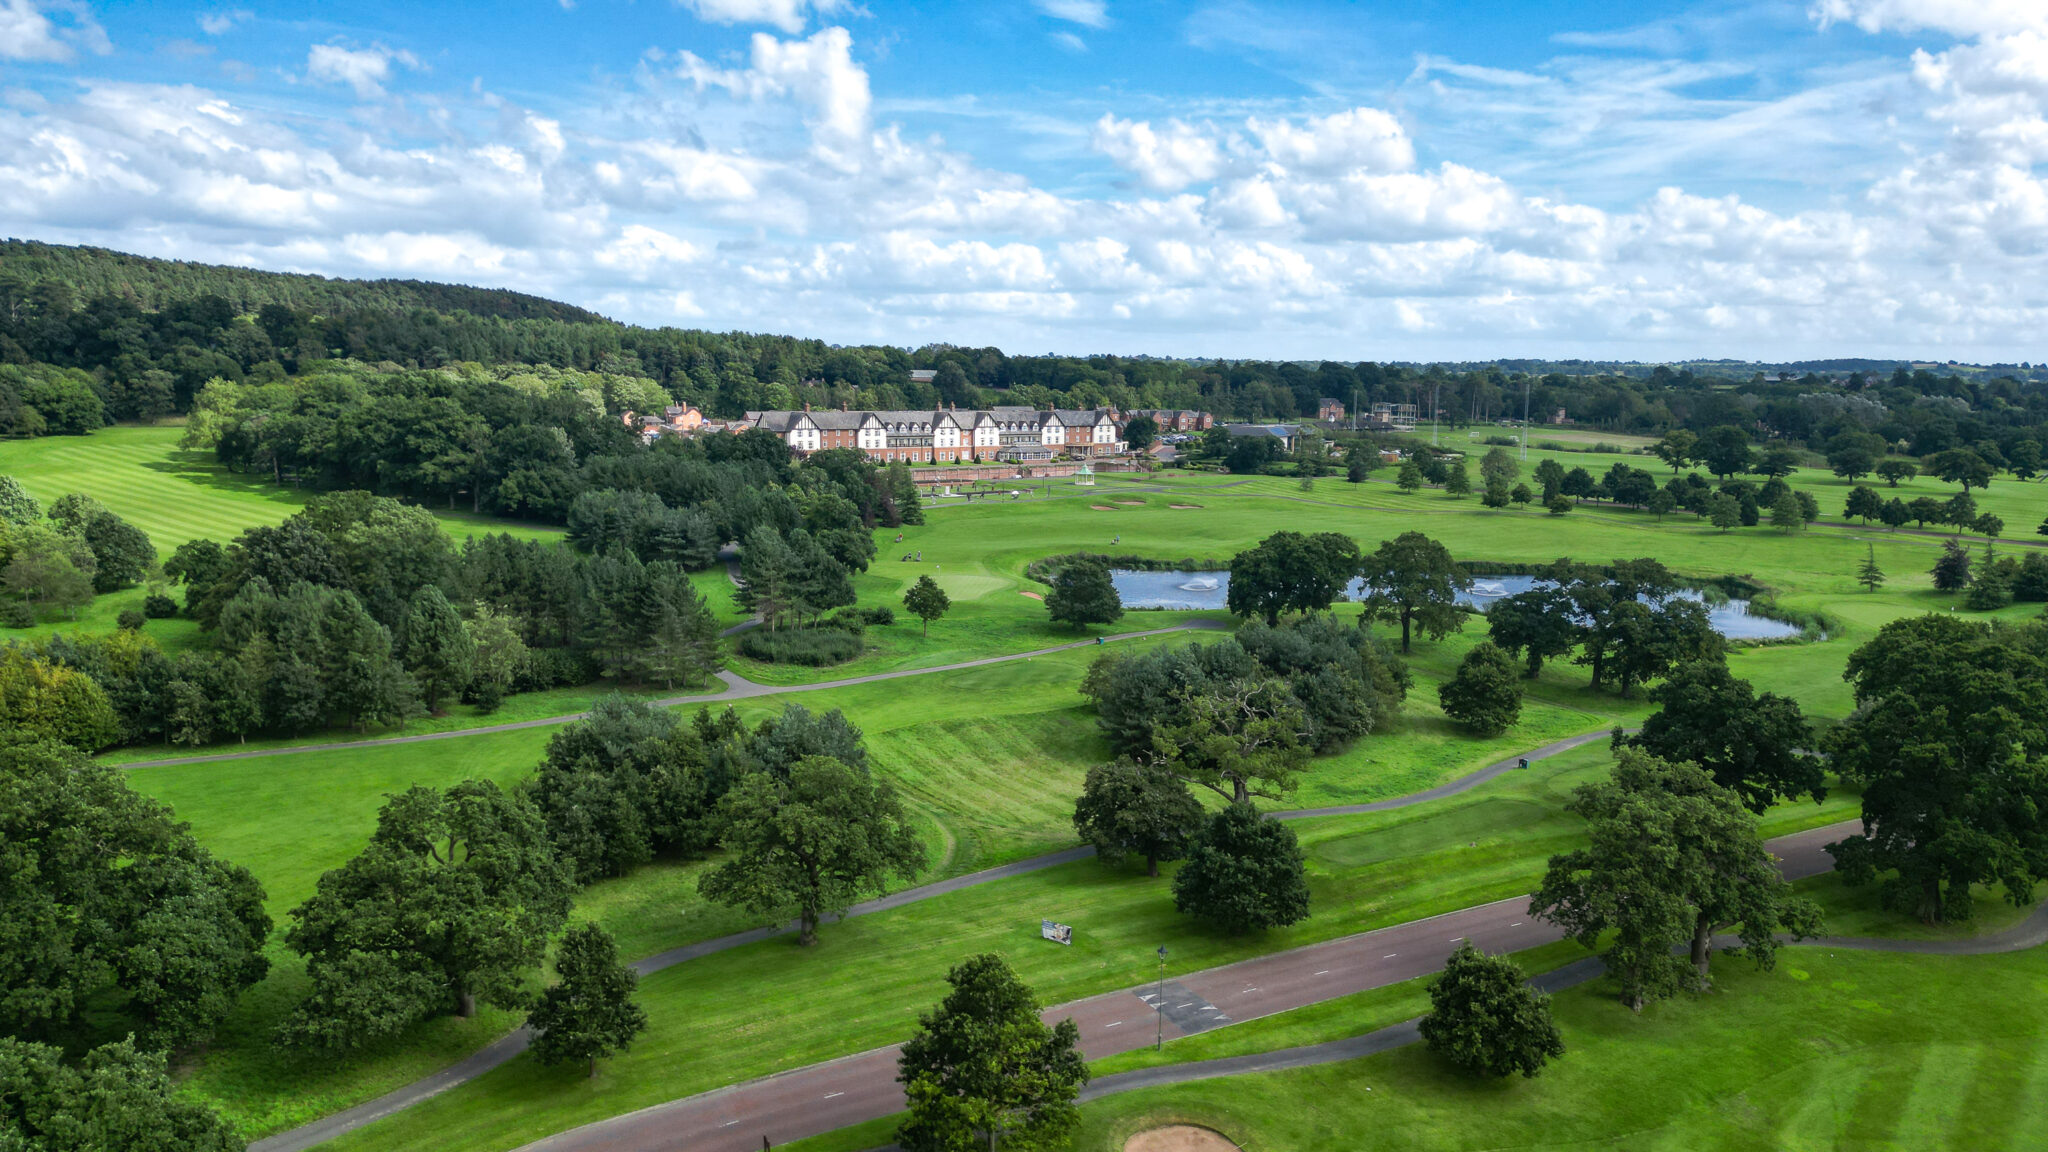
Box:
left=1155, top=946, right=1168, bottom=1051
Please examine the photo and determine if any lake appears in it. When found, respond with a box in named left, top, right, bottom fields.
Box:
left=1107, top=570, right=1802, bottom=641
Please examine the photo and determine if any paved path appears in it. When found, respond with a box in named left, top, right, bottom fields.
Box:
left=511, top=818, right=1884, bottom=1152
left=245, top=726, right=1662, bottom=1152
left=123, top=622, right=1227, bottom=770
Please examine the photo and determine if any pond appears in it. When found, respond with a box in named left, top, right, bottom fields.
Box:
left=1107, top=570, right=1803, bottom=641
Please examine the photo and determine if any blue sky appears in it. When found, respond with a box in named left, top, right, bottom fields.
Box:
left=2, top=0, right=2044, bottom=361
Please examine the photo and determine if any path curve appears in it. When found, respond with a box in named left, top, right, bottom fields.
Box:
left=123, top=621, right=1228, bottom=770
left=248, top=726, right=1617, bottom=1152
left=507, top=818, right=1904, bottom=1152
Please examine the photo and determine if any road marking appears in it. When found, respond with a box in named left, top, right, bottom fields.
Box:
left=1105, top=1021, right=1122, bottom=1027
left=1512, top=922, right=1523, bottom=926
left=722, top=1121, right=739, bottom=1127
left=1450, top=936, right=1465, bottom=941
left=1314, top=970, right=1330, bottom=976
left=823, top=1092, right=843, bottom=1099
left=1384, top=953, right=1398, bottom=958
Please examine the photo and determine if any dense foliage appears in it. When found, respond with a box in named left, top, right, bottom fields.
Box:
left=1172, top=803, right=1312, bottom=933
left=1082, top=614, right=1408, bottom=803
left=1419, top=944, right=1564, bottom=1079
left=0, top=1036, right=242, bottom=1151
left=896, top=953, right=1088, bottom=1152
left=0, top=739, right=270, bottom=1051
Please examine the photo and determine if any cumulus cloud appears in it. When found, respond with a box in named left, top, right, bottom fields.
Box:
left=677, top=27, right=871, bottom=170
left=1091, top=115, right=1221, bottom=191
left=0, top=0, right=110, bottom=62
left=306, top=43, right=421, bottom=99
left=678, top=0, right=847, bottom=35
left=1811, top=0, right=2048, bottom=37
left=7, top=15, right=2048, bottom=358
left=1249, top=107, right=1414, bottom=175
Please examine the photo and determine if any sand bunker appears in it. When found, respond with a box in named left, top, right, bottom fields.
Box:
left=1124, top=1126, right=1243, bottom=1152
left=1091, top=505, right=1117, bottom=511
left=1169, top=503, right=1202, bottom=509
left=1114, top=499, right=1146, bottom=505
left=1018, top=591, right=1044, bottom=601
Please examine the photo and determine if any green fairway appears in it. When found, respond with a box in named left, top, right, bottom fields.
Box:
left=39, top=430, right=2047, bottom=1148
left=309, top=744, right=1861, bottom=1152
left=1070, top=943, right=2048, bottom=1151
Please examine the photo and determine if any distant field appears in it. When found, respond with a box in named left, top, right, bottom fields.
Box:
left=0, top=424, right=565, bottom=551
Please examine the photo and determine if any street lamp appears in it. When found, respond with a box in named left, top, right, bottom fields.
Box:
left=1155, top=946, right=1168, bottom=1051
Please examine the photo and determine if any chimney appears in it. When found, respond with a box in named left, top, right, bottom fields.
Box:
left=803, top=403, right=811, bottom=412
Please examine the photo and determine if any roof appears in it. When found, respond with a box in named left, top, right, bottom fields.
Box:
left=1224, top=423, right=1299, bottom=439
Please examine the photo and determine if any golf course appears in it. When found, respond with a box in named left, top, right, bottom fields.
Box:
left=7, top=421, right=2048, bottom=1151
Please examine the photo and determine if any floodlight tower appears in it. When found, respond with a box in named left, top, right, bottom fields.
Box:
left=1521, top=376, right=1531, bottom=462
left=1431, top=381, right=1442, bottom=447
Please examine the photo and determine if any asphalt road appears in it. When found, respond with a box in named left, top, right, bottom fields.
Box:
left=512, top=819, right=1864, bottom=1152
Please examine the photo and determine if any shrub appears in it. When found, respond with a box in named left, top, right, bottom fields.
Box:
left=1419, top=943, right=1564, bottom=1078
left=516, top=647, right=600, bottom=692
left=2, top=600, right=34, bottom=628
left=738, top=627, right=863, bottom=666
left=116, top=608, right=147, bottom=631
left=142, top=592, right=179, bottom=618
left=1171, top=803, right=1310, bottom=933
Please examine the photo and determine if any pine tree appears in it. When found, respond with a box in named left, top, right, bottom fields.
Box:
left=1855, top=544, right=1885, bottom=592
left=1931, top=539, right=1972, bottom=592
left=527, top=923, right=648, bottom=1077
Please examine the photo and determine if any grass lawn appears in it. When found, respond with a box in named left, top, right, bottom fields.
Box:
left=311, top=744, right=1861, bottom=1152
left=28, top=432, right=2040, bottom=1146
left=1069, top=943, right=2048, bottom=1151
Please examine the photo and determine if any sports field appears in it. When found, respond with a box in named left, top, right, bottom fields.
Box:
left=12, top=425, right=2048, bottom=1149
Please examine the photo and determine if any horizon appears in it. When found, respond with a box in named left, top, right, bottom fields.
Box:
left=1, top=1, right=2044, bottom=362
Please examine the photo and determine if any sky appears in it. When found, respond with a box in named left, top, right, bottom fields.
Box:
left=1, top=0, right=2045, bottom=362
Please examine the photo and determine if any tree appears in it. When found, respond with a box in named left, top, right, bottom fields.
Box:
left=1906, top=495, right=1945, bottom=527
left=1626, top=661, right=1824, bottom=813
left=1825, top=431, right=1884, bottom=481
left=81, top=510, right=156, bottom=593
left=896, top=953, right=1088, bottom=1152
left=1976, top=513, right=2005, bottom=539
left=526, top=923, right=648, bottom=1077
left=1754, top=441, right=1802, bottom=479
left=401, top=586, right=474, bottom=712
left=1932, top=539, right=1971, bottom=591
left=1480, top=446, right=1519, bottom=487
left=1150, top=675, right=1311, bottom=804
left=1825, top=615, right=2048, bottom=922
left=701, top=755, right=924, bottom=945
left=1646, top=489, right=1677, bottom=519
left=280, top=779, right=571, bottom=1048
left=1769, top=491, right=1803, bottom=532
left=1530, top=751, right=1821, bottom=1010
left=1533, top=457, right=1565, bottom=499
left=1652, top=429, right=1697, bottom=473
left=1702, top=493, right=1736, bottom=532
left=1225, top=530, right=1361, bottom=626
left=1856, top=544, right=1885, bottom=592
left=1880, top=497, right=1910, bottom=530
left=527, top=693, right=720, bottom=882
left=1486, top=585, right=1580, bottom=677
left=1122, top=414, right=1158, bottom=452
left=1545, top=493, right=1572, bottom=515
left=0, top=475, right=40, bottom=526
left=1844, top=484, right=1883, bottom=524
left=1418, top=944, right=1564, bottom=1078
left=2009, top=439, right=2042, bottom=481
left=1943, top=491, right=1978, bottom=532
left=903, top=574, right=951, bottom=637
left=1443, top=460, right=1471, bottom=497
left=0, top=739, right=270, bottom=1050
left=1172, top=803, right=1311, bottom=933
left=1395, top=458, right=1424, bottom=494
left=0, top=1037, right=242, bottom=1152
left=1591, top=598, right=1723, bottom=699
left=3, top=525, right=96, bottom=619
left=1926, top=448, right=1995, bottom=491
left=1357, top=531, right=1468, bottom=653
left=1071, top=760, right=1204, bottom=877
left=1225, top=432, right=1282, bottom=475
left=1043, top=558, right=1122, bottom=630
left=1874, top=458, right=1918, bottom=487
left=1696, top=425, right=1753, bottom=479
left=1438, top=642, right=1522, bottom=736
left=0, top=648, right=120, bottom=751
left=1559, top=466, right=1595, bottom=502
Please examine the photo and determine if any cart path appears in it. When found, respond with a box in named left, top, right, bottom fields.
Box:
left=248, top=724, right=1633, bottom=1152
left=508, top=819, right=1930, bottom=1152
left=120, top=621, right=1228, bottom=770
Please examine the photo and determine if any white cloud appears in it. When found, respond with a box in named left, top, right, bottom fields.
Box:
left=1035, top=0, right=1108, bottom=30
left=1250, top=107, right=1414, bottom=175
left=1091, top=115, right=1221, bottom=191
left=305, top=43, right=421, bottom=99
left=0, top=0, right=109, bottom=62
left=197, top=8, right=250, bottom=35
left=1050, top=31, right=1087, bottom=53
left=1811, top=0, right=2048, bottom=37
left=678, top=0, right=846, bottom=36
left=677, top=27, right=871, bottom=170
